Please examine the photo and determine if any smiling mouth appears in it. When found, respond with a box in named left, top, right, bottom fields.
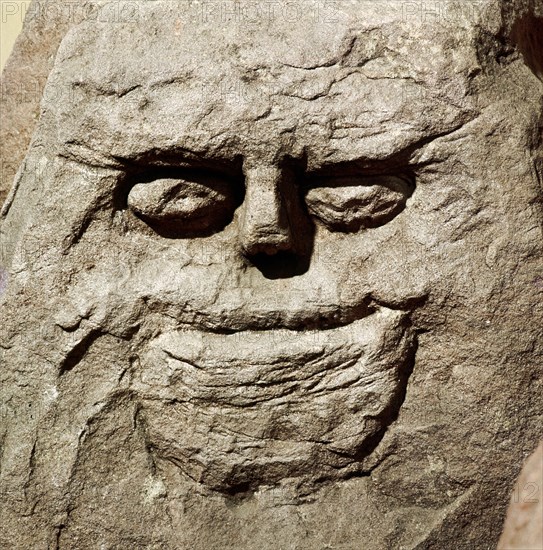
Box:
left=134, top=304, right=416, bottom=492
left=137, top=304, right=414, bottom=406
left=151, top=296, right=412, bottom=334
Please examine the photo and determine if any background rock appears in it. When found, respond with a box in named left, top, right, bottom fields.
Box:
left=498, top=441, right=543, bottom=550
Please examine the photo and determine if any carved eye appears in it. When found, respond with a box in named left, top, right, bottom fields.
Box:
left=126, top=169, right=241, bottom=237
left=304, top=175, right=414, bottom=232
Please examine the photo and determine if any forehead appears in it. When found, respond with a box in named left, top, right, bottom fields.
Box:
left=48, top=0, right=482, bottom=168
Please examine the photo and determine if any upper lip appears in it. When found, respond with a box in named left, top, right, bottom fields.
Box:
left=147, top=297, right=414, bottom=333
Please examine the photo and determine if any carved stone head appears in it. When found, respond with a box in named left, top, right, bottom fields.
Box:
left=1, top=1, right=541, bottom=547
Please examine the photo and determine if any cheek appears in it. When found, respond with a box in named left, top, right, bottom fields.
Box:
left=323, top=234, right=434, bottom=307
left=310, top=195, right=436, bottom=307
left=114, top=243, right=230, bottom=302
left=316, top=184, right=499, bottom=309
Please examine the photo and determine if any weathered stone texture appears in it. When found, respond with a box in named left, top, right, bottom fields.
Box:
left=0, top=0, right=96, bottom=206
left=0, top=1, right=542, bottom=549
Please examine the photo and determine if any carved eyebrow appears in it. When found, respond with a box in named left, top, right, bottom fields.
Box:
left=115, top=149, right=244, bottom=178
left=60, top=141, right=243, bottom=176
left=304, top=155, right=413, bottom=180
left=303, top=145, right=415, bottom=177
left=305, top=122, right=467, bottom=176
left=59, top=141, right=127, bottom=170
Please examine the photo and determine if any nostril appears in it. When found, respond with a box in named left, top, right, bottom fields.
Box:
left=244, top=250, right=310, bottom=279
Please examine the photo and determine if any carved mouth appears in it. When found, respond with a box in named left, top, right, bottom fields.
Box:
left=142, top=306, right=409, bottom=405
left=134, top=305, right=416, bottom=492
left=150, top=296, right=405, bottom=333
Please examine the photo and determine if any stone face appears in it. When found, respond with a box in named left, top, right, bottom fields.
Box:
left=0, top=1, right=542, bottom=549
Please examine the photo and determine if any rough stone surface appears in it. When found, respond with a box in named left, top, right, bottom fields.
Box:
left=1, top=1, right=542, bottom=548
left=0, top=0, right=98, bottom=206
left=498, top=441, right=543, bottom=550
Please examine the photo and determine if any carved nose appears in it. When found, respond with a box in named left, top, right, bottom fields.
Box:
left=239, top=166, right=295, bottom=257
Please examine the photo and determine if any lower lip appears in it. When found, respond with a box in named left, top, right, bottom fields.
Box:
left=136, top=306, right=412, bottom=407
